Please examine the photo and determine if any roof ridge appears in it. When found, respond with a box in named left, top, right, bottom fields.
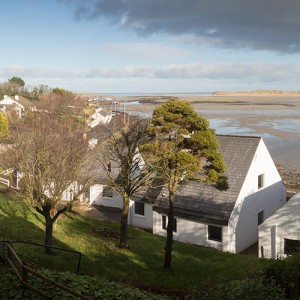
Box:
left=216, top=134, right=261, bottom=139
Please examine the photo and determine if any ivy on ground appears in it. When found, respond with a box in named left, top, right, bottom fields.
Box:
left=0, top=269, right=168, bottom=300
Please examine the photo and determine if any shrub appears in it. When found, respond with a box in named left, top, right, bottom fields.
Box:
left=188, top=277, right=286, bottom=300
left=0, top=269, right=168, bottom=300
left=263, top=254, right=300, bottom=298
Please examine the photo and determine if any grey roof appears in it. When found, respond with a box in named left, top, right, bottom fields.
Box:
left=99, top=110, right=109, bottom=117
left=153, top=135, right=261, bottom=225
left=17, top=96, right=35, bottom=107
left=131, top=178, right=164, bottom=204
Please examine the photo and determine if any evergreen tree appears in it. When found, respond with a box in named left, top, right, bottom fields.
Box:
left=141, top=99, right=226, bottom=268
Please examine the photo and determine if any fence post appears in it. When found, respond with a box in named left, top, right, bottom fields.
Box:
left=261, top=245, right=264, bottom=259
left=7, top=241, right=12, bottom=260
left=22, top=263, right=28, bottom=283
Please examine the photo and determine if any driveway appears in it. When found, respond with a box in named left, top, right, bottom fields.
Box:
left=72, top=203, right=121, bottom=223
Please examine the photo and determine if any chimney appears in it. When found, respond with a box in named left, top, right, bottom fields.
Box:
left=4, top=95, right=8, bottom=99
left=15, top=95, right=20, bottom=101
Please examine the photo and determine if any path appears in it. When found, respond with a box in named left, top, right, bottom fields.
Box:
left=72, top=204, right=121, bottom=222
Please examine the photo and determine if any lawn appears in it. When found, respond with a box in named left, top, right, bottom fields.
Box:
left=0, top=189, right=266, bottom=294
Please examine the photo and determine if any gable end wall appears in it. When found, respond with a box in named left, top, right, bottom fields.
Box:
left=228, top=139, right=285, bottom=253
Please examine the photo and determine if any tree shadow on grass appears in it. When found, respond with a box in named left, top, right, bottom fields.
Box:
left=0, top=193, right=96, bottom=274
left=0, top=190, right=190, bottom=295
left=0, top=191, right=242, bottom=294
left=58, top=211, right=186, bottom=289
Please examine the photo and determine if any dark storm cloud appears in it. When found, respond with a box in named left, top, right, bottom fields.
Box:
left=60, top=0, right=300, bottom=53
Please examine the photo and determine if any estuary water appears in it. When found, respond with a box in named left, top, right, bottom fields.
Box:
left=124, top=99, right=300, bottom=170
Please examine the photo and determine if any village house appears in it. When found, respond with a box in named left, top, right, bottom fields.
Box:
left=259, top=191, right=300, bottom=259
left=0, top=95, right=35, bottom=118
left=88, top=107, right=112, bottom=128
left=87, top=134, right=286, bottom=254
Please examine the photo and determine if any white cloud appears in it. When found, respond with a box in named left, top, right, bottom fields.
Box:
left=101, top=43, right=186, bottom=61
left=0, top=66, right=75, bottom=79
left=2, top=62, right=300, bottom=86
left=84, top=65, right=154, bottom=78
left=154, top=62, right=300, bottom=82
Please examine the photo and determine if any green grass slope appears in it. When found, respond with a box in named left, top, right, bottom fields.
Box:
left=0, top=190, right=265, bottom=294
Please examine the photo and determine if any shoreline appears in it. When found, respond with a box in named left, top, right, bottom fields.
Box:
left=82, top=92, right=300, bottom=191
left=123, top=94, right=300, bottom=191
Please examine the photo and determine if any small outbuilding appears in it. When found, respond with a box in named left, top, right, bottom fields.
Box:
left=259, top=192, right=300, bottom=259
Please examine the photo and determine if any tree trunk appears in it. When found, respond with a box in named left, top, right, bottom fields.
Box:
left=35, top=203, right=68, bottom=254
left=163, top=171, right=179, bottom=269
left=51, top=208, right=58, bottom=233
left=119, top=194, right=129, bottom=248
left=45, top=217, right=54, bottom=254
left=164, top=188, right=175, bottom=268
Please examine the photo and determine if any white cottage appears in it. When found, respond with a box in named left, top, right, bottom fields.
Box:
left=89, top=184, right=123, bottom=208
left=0, top=95, right=25, bottom=118
left=152, top=135, right=285, bottom=253
left=86, top=135, right=285, bottom=253
left=88, top=107, right=112, bottom=128
left=259, top=192, right=300, bottom=259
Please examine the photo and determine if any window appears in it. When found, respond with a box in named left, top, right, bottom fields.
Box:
left=162, top=215, right=177, bottom=232
left=102, top=186, right=113, bottom=198
left=134, top=202, right=145, bottom=216
left=258, top=174, right=264, bottom=189
left=69, top=189, right=74, bottom=201
left=173, top=218, right=177, bottom=232
left=162, top=215, right=167, bottom=230
left=284, top=239, right=300, bottom=255
left=258, top=210, right=264, bottom=226
left=208, top=225, right=222, bottom=242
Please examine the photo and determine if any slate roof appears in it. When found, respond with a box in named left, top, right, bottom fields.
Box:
left=131, top=178, right=164, bottom=204
left=99, top=109, right=109, bottom=117
left=0, top=96, right=23, bottom=108
left=17, top=96, right=35, bottom=107
left=0, top=95, right=34, bottom=109
left=153, top=135, right=261, bottom=226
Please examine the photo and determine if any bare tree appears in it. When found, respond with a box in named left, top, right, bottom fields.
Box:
left=5, top=112, right=89, bottom=253
left=97, top=118, right=154, bottom=248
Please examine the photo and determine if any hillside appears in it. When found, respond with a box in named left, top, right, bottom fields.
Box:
left=0, top=189, right=265, bottom=297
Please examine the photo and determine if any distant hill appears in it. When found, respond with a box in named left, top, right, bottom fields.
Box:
left=213, top=90, right=300, bottom=96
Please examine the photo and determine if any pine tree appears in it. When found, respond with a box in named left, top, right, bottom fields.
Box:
left=141, top=99, right=226, bottom=268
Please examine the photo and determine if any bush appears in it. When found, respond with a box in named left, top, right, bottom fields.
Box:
left=0, top=269, right=168, bottom=300
left=263, top=254, right=300, bottom=298
left=188, top=277, right=286, bottom=300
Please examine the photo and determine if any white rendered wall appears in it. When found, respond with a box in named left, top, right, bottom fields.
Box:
left=129, top=200, right=153, bottom=231
left=61, top=182, right=79, bottom=201
left=0, top=97, right=25, bottom=110
left=153, top=211, right=229, bottom=251
left=228, top=139, right=285, bottom=253
left=259, top=193, right=300, bottom=259
left=89, top=108, right=112, bottom=128
left=89, top=184, right=123, bottom=208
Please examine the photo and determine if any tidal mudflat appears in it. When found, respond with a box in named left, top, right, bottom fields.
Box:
left=122, top=94, right=300, bottom=189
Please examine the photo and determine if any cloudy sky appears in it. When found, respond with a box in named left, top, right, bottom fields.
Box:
left=1, top=0, right=300, bottom=93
